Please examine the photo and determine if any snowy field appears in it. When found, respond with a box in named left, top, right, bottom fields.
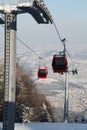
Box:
left=1, top=44, right=87, bottom=121
left=0, top=44, right=87, bottom=128
left=14, top=44, right=87, bottom=122
left=0, top=123, right=87, bottom=130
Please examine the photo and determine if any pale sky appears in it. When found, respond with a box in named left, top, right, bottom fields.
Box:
left=17, top=0, right=87, bottom=51
left=0, top=0, right=87, bottom=53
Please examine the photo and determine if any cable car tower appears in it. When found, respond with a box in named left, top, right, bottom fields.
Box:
left=0, top=0, right=53, bottom=130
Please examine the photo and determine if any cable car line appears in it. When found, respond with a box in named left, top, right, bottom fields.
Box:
left=53, top=21, right=62, bottom=43
left=16, top=37, right=56, bottom=79
left=0, top=23, right=51, bottom=66
left=53, top=21, right=66, bottom=48
left=17, top=37, right=51, bottom=65
left=53, top=21, right=77, bottom=68
left=0, top=18, right=76, bottom=69
left=0, top=17, right=77, bottom=74
left=17, top=37, right=41, bottom=59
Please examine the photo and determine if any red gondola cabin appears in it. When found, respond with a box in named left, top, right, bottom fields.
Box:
left=38, top=67, right=48, bottom=79
left=52, top=54, right=68, bottom=73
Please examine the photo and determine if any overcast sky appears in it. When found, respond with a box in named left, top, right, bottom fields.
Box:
left=0, top=0, right=87, bottom=53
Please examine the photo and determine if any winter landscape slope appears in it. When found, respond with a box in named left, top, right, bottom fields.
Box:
left=16, top=43, right=87, bottom=122
left=0, top=123, right=87, bottom=130
left=0, top=43, right=87, bottom=129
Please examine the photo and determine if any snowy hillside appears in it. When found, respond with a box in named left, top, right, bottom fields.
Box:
left=16, top=43, right=87, bottom=122
left=1, top=123, right=87, bottom=130
left=0, top=42, right=87, bottom=123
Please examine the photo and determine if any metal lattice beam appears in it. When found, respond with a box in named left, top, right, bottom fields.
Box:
left=0, top=1, right=53, bottom=24
left=2, top=13, right=17, bottom=130
left=33, top=0, right=53, bottom=23
left=17, top=0, right=53, bottom=24
left=0, top=17, right=4, bottom=24
left=0, top=1, right=53, bottom=130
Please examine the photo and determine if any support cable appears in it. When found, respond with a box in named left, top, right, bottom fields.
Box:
left=53, top=21, right=76, bottom=67
left=0, top=24, right=52, bottom=67
left=53, top=22, right=62, bottom=42
left=17, top=37, right=41, bottom=59
left=17, top=37, right=50, bottom=65
left=0, top=17, right=77, bottom=71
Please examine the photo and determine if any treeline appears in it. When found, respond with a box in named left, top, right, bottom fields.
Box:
left=0, top=63, right=55, bottom=122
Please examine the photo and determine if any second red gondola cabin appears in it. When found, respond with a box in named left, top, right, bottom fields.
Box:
left=38, top=67, right=48, bottom=79
left=52, top=54, right=68, bottom=73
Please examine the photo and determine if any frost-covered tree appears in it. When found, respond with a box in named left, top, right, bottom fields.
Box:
left=0, top=63, right=54, bottom=122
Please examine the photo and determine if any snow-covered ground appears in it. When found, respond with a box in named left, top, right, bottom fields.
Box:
left=1, top=123, right=87, bottom=130
left=0, top=43, right=87, bottom=128
left=1, top=43, right=87, bottom=121
left=15, top=44, right=87, bottom=122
